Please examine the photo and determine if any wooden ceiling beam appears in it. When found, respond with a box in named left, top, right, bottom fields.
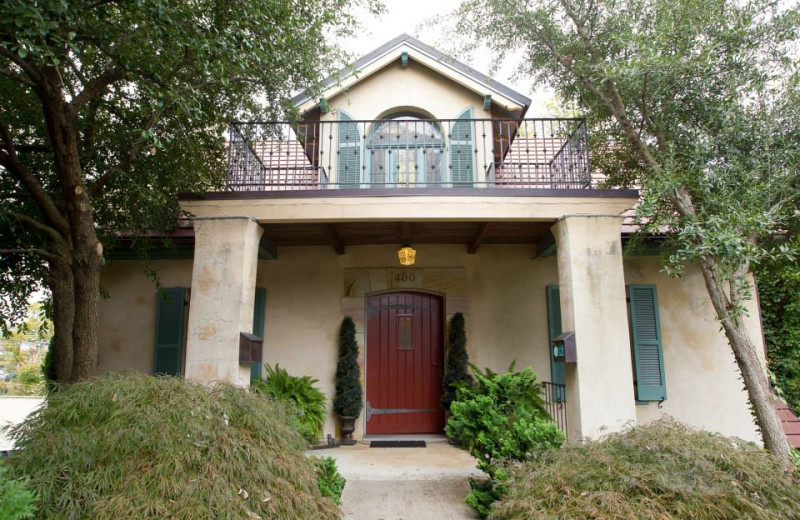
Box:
left=401, top=222, right=412, bottom=243
left=468, top=222, right=491, bottom=254
left=323, top=223, right=346, bottom=255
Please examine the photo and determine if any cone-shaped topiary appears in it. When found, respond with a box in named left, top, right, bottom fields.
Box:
left=333, top=316, right=362, bottom=418
left=442, top=312, right=473, bottom=411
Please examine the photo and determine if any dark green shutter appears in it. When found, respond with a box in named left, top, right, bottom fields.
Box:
left=546, top=285, right=566, bottom=401
left=154, top=287, right=186, bottom=376
left=250, top=287, right=266, bottom=381
left=337, top=111, right=361, bottom=187
left=628, top=284, right=667, bottom=401
left=450, top=108, right=474, bottom=187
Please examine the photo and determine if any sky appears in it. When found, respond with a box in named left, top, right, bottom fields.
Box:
left=338, top=0, right=557, bottom=115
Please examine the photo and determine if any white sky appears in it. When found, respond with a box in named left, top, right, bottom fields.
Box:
left=338, top=0, right=558, bottom=116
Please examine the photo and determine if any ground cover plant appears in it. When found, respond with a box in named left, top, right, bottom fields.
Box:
left=252, top=363, right=327, bottom=444
left=5, top=373, right=340, bottom=519
left=0, top=465, right=35, bottom=520
left=446, top=364, right=564, bottom=517
left=491, top=419, right=800, bottom=520
left=313, top=456, right=346, bottom=505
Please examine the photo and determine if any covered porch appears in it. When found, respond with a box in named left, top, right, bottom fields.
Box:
left=177, top=187, right=639, bottom=442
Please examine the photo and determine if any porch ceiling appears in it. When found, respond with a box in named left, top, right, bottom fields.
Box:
left=261, top=221, right=552, bottom=254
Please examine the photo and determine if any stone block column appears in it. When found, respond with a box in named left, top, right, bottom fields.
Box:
left=184, top=216, right=263, bottom=387
left=552, top=215, right=637, bottom=440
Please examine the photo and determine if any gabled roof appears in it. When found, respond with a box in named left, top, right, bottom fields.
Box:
left=292, top=34, right=531, bottom=113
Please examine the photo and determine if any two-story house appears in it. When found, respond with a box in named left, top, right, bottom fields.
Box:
left=97, top=34, right=764, bottom=443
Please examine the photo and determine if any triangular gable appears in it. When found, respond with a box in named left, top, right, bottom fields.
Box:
left=292, top=34, right=531, bottom=114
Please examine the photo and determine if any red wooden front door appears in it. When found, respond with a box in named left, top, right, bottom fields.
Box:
left=366, top=291, right=445, bottom=434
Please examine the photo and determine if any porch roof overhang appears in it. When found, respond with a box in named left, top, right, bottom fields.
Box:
left=176, top=189, right=638, bottom=255
left=292, top=34, right=531, bottom=115
left=179, top=189, right=638, bottom=224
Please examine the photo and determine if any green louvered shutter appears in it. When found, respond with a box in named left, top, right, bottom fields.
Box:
left=154, top=287, right=186, bottom=376
left=250, top=287, right=266, bottom=382
left=450, top=108, right=474, bottom=187
left=628, top=285, right=667, bottom=401
left=337, top=111, right=361, bottom=187
left=546, top=285, right=566, bottom=401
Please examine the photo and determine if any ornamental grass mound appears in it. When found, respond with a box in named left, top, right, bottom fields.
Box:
left=491, top=419, right=800, bottom=520
left=6, top=373, right=340, bottom=520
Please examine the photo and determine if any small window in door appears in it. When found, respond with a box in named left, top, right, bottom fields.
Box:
left=398, top=314, right=413, bottom=350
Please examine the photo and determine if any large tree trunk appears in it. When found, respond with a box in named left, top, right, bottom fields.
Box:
left=698, top=256, right=793, bottom=467
left=69, top=241, right=101, bottom=381
left=48, top=256, right=74, bottom=383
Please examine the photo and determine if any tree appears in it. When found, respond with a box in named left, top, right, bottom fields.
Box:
left=441, top=312, right=472, bottom=411
left=333, top=316, right=362, bottom=418
left=453, top=0, right=800, bottom=465
left=0, top=0, right=380, bottom=383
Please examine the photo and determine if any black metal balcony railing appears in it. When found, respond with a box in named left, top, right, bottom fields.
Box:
left=541, top=381, right=568, bottom=438
left=227, top=117, right=591, bottom=191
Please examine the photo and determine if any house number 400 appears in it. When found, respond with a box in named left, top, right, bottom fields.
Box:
left=394, top=272, right=416, bottom=282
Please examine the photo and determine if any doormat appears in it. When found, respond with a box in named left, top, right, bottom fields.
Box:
left=369, top=440, right=426, bottom=448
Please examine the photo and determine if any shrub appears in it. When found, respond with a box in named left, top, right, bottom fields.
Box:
left=313, top=456, right=346, bottom=505
left=333, top=316, right=362, bottom=418
left=0, top=465, right=36, bottom=520
left=6, top=373, right=339, bottom=519
left=252, top=364, right=327, bottom=444
left=441, top=312, right=473, bottom=411
left=446, top=364, right=564, bottom=517
left=491, top=419, right=800, bottom=520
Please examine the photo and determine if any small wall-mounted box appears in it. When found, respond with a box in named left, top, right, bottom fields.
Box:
left=239, top=332, right=263, bottom=364
left=552, top=331, right=577, bottom=363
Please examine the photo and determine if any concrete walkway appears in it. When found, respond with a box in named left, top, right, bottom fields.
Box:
left=320, top=438, right=482, bottom=520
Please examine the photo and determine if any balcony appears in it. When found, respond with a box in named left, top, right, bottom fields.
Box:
left=226, top=117, right=591, bottom=192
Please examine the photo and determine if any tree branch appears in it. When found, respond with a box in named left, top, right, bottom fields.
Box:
left=70, top=66, right=124, bottom=116
left=0, top=66, right=34, bottom=87
left=0, top=114, right=70, bottom=237
left=0, top=47, right=44, bottom=86
left=0, top=248, right=60, bottom=261
left=88, top=109, right=164, bottom=197
left=4, top=210, right=66, bottom=246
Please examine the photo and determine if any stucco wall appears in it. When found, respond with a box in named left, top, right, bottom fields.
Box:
left=625, top=257, right=762, bottom=443
left=97, top=246, right=761, bottom=443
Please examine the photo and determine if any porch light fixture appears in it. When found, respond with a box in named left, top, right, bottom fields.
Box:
left=397, top=245, right=417, bottom=266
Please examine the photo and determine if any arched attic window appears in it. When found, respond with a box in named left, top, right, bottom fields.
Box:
left=366, top=114, right=445, bottom=187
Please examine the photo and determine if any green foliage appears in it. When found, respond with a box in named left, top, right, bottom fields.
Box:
left=0, top=465, right=36, bottom=520
left=5, top=373, right=339, bottom=520
left=441, top=312, right=473, bottom=411
left=757, top=258, right=800, bottom=414
left=490, top=419, right=800, bottom=520
left=334, top=316, right=363, bottom=418
left=40, top=339, right=57, bottom=394
left=313, top=456, right=346, bottom=505
left=446, top=364, right=564, bottom=517
left=252, top=364, right=327, bottom=444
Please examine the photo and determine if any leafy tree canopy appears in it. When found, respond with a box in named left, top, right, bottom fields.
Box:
left=452, top=0, right=799, bottom=464
left=0, top=0, right=381, bottom=379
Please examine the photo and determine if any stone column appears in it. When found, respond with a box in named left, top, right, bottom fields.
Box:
left=184, top=216, right=263, bottom=387
left=552, top=215, right=637, bottom=440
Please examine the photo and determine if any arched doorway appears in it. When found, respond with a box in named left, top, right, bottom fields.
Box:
left=365, top=290, right=445, bottom=434
left=366, top=115, right=445, bottom=187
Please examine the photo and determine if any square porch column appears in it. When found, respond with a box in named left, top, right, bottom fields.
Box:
left=184, top=216, right=263, bottom=387
left=552, top=215, right=637, bottom=440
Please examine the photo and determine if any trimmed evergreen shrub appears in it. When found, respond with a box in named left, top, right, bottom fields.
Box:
left=334, top=316, right=362, bottom=418
left=491, top=419, right=800, bottom=520
left=5, top=373, right=340, bottom=519
left=446, top=364, right=564, bottom=517
left=441, top=312, right=473, bottom=411
left=252, top=363, right=326, bottom=444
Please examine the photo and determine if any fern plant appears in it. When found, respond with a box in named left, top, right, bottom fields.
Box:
left=253, top=364, right=327, bottom=444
